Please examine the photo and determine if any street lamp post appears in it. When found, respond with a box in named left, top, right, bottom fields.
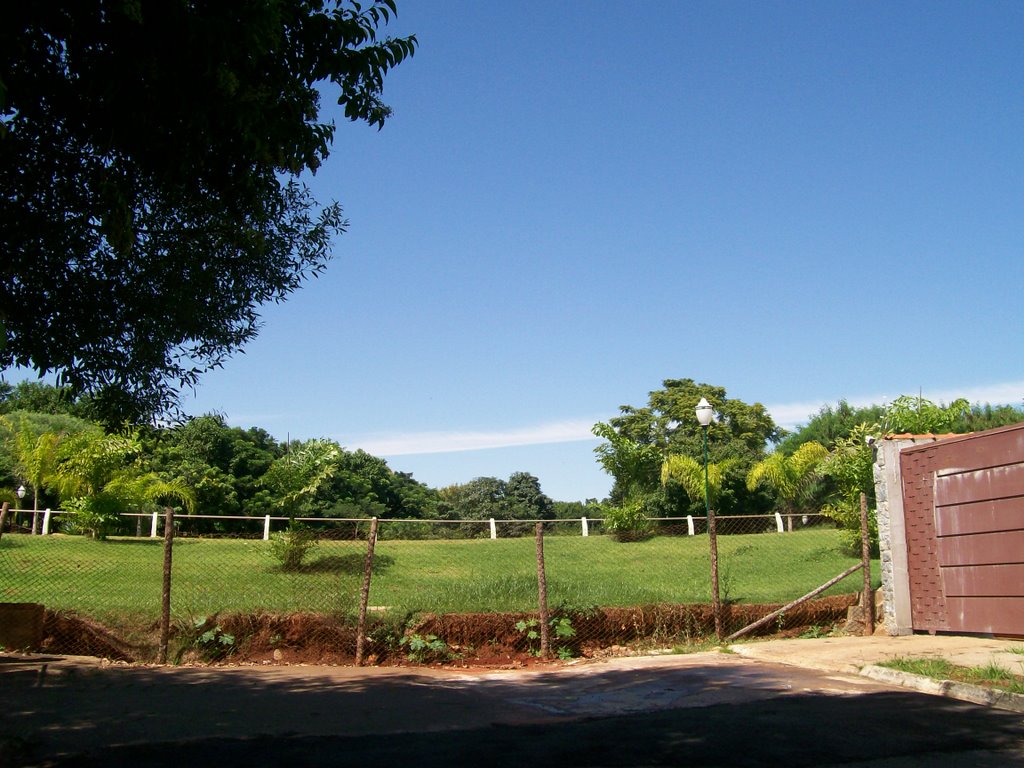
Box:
left=695, top=398, right=723, bottom=640
left=16, top=485, right=26, bottom=532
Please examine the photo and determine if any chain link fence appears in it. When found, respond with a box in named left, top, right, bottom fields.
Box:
left=0, top=509, right=875, bottom=664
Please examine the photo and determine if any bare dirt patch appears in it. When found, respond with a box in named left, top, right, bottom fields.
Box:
left=38, top=593, right=857, bottom=667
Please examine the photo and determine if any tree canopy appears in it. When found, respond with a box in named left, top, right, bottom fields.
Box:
left=438, top=473, right=554, bottom=535
left=780, top=397, right=1023, bottom=454
left=594, top=379, right=781, bottom=516
left=0, top=1, right=416, bottom=422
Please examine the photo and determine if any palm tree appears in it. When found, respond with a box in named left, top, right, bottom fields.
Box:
left=53, top=428, right=139, bottom=499
left=107, top=473, right=197, bottom=516
left=1, top=415, right=68, bottom=532
left=660, top=454, right=736, bottom=511
left=52, top=428, right=147, bottom=538
left=261, top=438, right=341, bottom=518
left=746, top=441, right=829, bottom=528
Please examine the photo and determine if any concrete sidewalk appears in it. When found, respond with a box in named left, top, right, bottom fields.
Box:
left=731, top=633, right=1024, bottom=711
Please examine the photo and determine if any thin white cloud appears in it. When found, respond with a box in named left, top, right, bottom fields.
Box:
left=336, top=380, right=1023, bottom=456
left=346, top=419, right=599, bottom=456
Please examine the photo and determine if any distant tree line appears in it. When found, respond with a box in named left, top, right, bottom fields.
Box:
left=3, top=378, right=1020, bottom=543
left=0, top=382, right=554, bottom=538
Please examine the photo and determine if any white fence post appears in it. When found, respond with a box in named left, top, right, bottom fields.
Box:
left=489, top=518, right=497, bottom=539
left=686, top=515, right=695, bottom=536
left=581, top=516, right=589, bottom=537
left=775, top=512, right=785, bottom=533
left=150, top=510, right=159, bottom=538
left=263, top=515, right=271, bottom=541
left=42, top=509, right=52, bottom=535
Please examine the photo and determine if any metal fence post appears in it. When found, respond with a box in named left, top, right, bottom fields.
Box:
left=686, top=515, right=695, bottom=536
left=775, top=512, right=784, bottom=533
left=42, top=509, right=51, bottom=535
left=489, top=518, right=497, bottom=539
left=263, top=514, right=271, bottom=541
left=581, top=516, right=589, bottom=537
left=150, top=510, right=159, bottom=538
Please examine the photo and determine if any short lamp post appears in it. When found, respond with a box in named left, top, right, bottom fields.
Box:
left=696, top=397, right=723, bottom=640
left=16, top=485, right=26, bottom=531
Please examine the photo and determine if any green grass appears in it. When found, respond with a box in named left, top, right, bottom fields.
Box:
left=879, top=657, right=1024, bottom=695
left=0, top=528, right=878, bottom=625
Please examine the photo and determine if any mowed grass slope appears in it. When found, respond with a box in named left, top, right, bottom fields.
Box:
left=0, top=528, right=878, bottom=623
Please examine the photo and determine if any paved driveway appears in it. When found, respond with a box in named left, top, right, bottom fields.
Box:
left=3, top=653, right=1023, bottom=766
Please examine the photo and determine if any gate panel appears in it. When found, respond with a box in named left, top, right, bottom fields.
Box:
left=900, top=423, right=1024, bottom=635
left=942, top=565, right=1024, bottom=597
left=935, top=463, right=1024, bottom=506
left=935, top=498, right=1022, bottom=536
left=944, top=598, right=1024, bottom=635
left=937, top=531, right=1024, bottom=568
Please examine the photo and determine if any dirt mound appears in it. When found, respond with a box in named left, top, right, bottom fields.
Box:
left=413, top=594, right=857, bottom=658
left=36, top=594, right=858, bottom=667
left=216, top=612, right=359, bottom=666
left=41, top=611, right=141, bottom=662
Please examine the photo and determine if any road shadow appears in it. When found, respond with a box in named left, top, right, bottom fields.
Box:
left=31, top=692, right=1024, bottom=767
left=2, top=657, right=1023, bottom=767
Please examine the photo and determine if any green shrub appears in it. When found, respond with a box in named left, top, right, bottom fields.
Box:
left=398, top=633, right=453, bottom=663
left=603, top=495, right=655, bottom=541
left=515, top=616, right=577, bottom=658
left=63, top=494, right=124, bottom=540
left=176, top=616, right=236, bottom=663
left=268, top=524, right=318, bottom=571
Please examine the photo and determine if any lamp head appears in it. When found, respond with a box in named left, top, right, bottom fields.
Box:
left=16, top=485, right=26, bottom=499
left=695, top=397, right=714, bottom=428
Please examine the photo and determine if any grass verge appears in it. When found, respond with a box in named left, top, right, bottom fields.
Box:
left=878, top=657, right=1024, bottom=695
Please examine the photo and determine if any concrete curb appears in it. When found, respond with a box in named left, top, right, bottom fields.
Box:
left=860, top=664, right=1024, bottom=713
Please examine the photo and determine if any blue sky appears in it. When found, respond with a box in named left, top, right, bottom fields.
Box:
left=26, top=1, right=1024, bottom=501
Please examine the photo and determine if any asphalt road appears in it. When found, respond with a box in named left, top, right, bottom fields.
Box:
left=2, top=653, right=1023, bottom=767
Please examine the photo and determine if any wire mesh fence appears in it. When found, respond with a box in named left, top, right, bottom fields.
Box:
left=0, top=510, right=875, bottom=664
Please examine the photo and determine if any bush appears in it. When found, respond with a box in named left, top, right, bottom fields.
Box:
left=603, top=495, right=656, bottom=541
left=268, top=523, right=318, bottom=571
left=63, top=494, right=124, bottom=540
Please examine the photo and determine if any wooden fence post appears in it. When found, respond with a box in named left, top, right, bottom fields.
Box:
left=157, top=507, right=175, bottom=664
left=861, top=492, right=875, bottom=635
left=0, top=502, right=9, bottom=544
left=535, top=522, right=550, bottom=660
left=708, top=509, right=723, bottom=640
left=355, top=517, right=379, bottom=666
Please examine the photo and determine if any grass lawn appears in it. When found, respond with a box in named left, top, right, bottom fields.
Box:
left=879, top=657, right=1024, bottom=695
left=0, top=528, right=878, bottom=625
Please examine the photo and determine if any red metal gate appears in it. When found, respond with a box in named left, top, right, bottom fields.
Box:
left=900, top=423, right=1024, bottom=636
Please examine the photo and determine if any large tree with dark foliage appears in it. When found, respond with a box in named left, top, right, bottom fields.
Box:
left=0, top=1, right=416, bottom=422
left=595, top=379, right=782, bottom=516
